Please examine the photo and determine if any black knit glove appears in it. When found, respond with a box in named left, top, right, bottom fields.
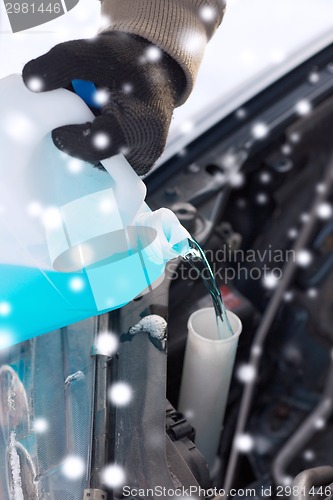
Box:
left=22, top=32, right=185, bottom=175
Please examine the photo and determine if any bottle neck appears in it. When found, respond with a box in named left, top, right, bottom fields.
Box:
left=134, top=208, right=191, bottom=264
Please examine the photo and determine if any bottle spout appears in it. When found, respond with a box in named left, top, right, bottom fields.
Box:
left=134, top=208, right=191, bottom=265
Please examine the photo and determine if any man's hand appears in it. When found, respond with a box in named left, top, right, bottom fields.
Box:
left=22, top=32, right=185, bottom=175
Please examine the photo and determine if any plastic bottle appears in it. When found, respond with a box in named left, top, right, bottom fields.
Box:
left=0, top=74, right=190, bottom=348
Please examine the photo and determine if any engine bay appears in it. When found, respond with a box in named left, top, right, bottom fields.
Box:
left=1, top=41, right=333, bottom=500
left=147, top=41, right=333, bottom=498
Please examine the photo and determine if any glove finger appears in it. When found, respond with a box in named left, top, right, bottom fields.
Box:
left=51, top=114, right=127, bottom=164
left=52, top=91, right=168, bottom=174
left=22, top=40, right=106, bottom=92
left=23, top=43, right=77, bottom=92
left=103, top=95, right=169, bottom=175
left=22, top=35, right=130, bottom=93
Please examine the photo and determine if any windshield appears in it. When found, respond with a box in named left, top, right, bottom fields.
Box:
left=169, top=0, right=333, bottom=142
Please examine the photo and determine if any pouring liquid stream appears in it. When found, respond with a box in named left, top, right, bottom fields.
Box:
left=184, top=239, right=233, bottom=340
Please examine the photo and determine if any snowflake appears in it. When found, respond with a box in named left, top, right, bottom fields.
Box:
left=69, top=277, right=85, bottom=292
left=93, top=88, right=109, bottom=107
left=0, top=330, right=12, bottom=349
left=229, top=171, right=244, bottom=187
left=317, top=202, right=332, bottom=219
left=199, top=5, right=216, bottom=22
left=263, top=271, right=280, bottom=289
left=289, top=131, right=301, bottom=143
left=295, top=99, right=312, bottom=116
left=109, top=382, right=132, bottom=406
left=61, top=456, right=85, bottom=480
left=256, top=193, right=268, bottom=204
left=281, top=476, right=293, bottom=486
left=180, top=120, right=194, bottom=134
left=99, top=197, right=115, bottom=214
left=68, top=158, right=84, bottom=174
left=145, top=46, right=162, bottom=62
left=251, top=122, right=269, bottom=140
left=0, top=302, right=11, bottom=316
left=270, top=49, right=286, bottom=64
left=314, top=418, right=326, bottom=430
left=287, top=228, right=298, bottom=239
left=92, top=132, right=110, bottom=149
left=283, top=291, right=294, bottom=302
left=4, top=111, right=37, bottom=144
left=300, top=213, right=310, bottom=223
left=316, top=183, right=327, bottom=194
left=259, top=172, right=271, bottom=184
left=235, top=108, right=247, bottom=119
left=26, top=76, right=44, bottom=92
left=307, top=288, right=318, bottom=299
left=95, top=331, right=119, bottom=357
left=296, top=250, right=312, bottom=267
left=42, top=207, right=62, bottom=229
left=181, top=32, right=204, bottom=55
left=251, top=345, right=262, bottom=357
left=281, top=144, right=292, bottom=155
left=27, top=201, right=42, bottom=217
left=122, top=83, right=133, bottom=94
left=235, top=433, right=254, bottom=453
left=303, top=449, right=315, bottom=461
left=308, top=71, right=320, bottom=84
left=237, top=364, right=256, bottom=383
left=101, top=464, right=126, bottom=489
left=33, top=418, right=49, bottom=434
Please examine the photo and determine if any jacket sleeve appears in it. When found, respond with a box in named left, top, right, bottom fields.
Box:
left=100, top=0, right=226, bottom=105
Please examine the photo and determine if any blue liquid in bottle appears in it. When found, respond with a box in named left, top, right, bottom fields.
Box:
left=0, top=247, right=168, bottom=348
